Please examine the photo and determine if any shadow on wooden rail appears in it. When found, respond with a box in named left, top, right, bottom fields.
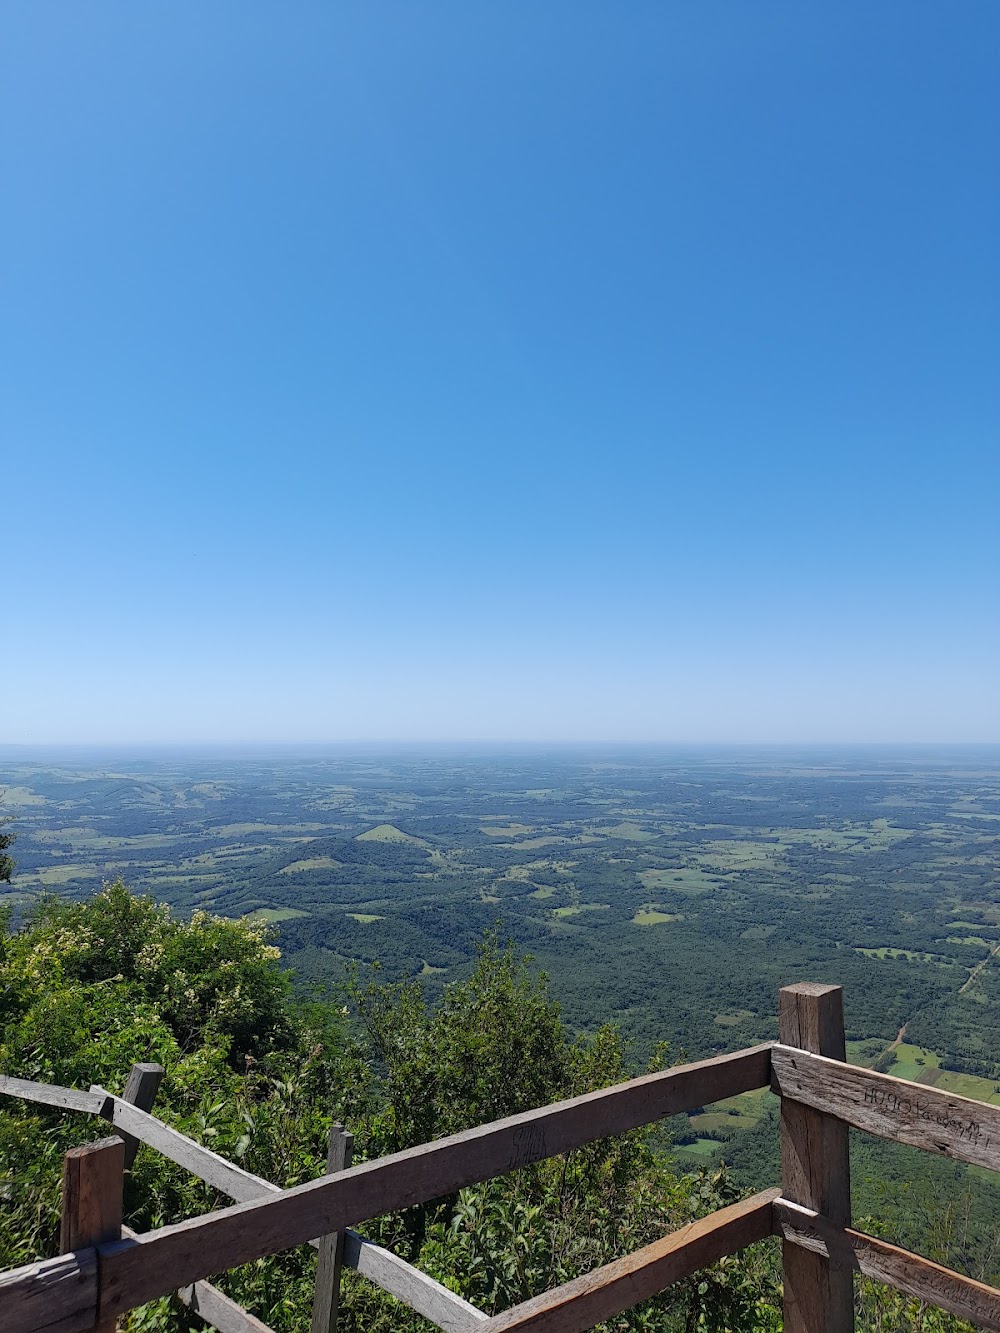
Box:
left=1, top=983, right=1000, bottom=1333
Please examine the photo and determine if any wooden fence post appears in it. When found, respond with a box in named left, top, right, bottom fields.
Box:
left=120, top=1063, right=165, bottom=1168
left=61, top=1136, right=125, bottom=1333
left=779, top=982, right=854, bottom=1333
left=311, top=1125, right=354, bottom=1333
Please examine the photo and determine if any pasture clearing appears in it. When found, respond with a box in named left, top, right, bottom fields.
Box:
left=552, top=903, right=610, bottom=918
left=279, top=856, right=341, bottom=875
left=674, top=1138, right=722, bottom=1162
left=35, top=864, right=102, bottom=885
left=714, top=1010, right=754, bottom=1027
left=596, top=822, right=658, bottom=841
left=886, top=1043, right=940, bottom=1081
left=696, top=841, right=785, bottom=872
left=212, top=822, right=328, bottom=838
left=633, top=906, right=682, bottom=925
left=0, top=785, right=47, bottom=805
left=689, top=1109, right=757, bottom=1135
left=356, top=823, right=428, bottom=845
left=638, top=867, right=722, bottom=895
left=857, top=947, right=943, bottom=964
left=921, top=1067, right=1000, bottom=1104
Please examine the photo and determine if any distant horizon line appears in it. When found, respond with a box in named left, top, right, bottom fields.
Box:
left=2, top=739, right=1000, bottom=751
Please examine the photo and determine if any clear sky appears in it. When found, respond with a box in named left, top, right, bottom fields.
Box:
left=3, top=4, right=998, bottom=744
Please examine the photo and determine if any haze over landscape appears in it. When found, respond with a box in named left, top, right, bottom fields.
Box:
left=4, top=4, right=998, bottom=745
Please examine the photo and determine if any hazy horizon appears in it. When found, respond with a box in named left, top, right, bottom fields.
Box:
left=4, top=740, right=1000, bottom=758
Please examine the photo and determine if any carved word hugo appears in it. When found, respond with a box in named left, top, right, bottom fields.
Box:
left=862, top=1084, right=992, bottom=1149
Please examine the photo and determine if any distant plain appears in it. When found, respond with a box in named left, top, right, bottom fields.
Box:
left=3, top=744, right=1000, bottom=1171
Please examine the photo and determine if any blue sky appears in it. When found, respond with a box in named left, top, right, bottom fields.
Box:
left=3, top=4, right=998, bottom=744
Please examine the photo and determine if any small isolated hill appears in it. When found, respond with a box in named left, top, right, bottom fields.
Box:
left=356, top=823, right=430, bottom=846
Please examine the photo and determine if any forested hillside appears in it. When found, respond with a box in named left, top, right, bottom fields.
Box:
left=0, top=882, right=993, bottom=1331
left=4, top=745, right=1000, bottom=1186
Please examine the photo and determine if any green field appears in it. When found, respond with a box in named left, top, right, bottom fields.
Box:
left=356, top=824, right=427, bottom=845
left=637, top=868, right=721, bottom=895
left=633, top=906, right=682, bottom=926
left=279, top=856, right=341, bottom=875
left=714, top=1009, right=754, bottom=1027
left=857, top=947, right=937, bottom=963
left=885, top=1042, right=940, bottom=1081
left=675, top=1138, right=721, bottom=1161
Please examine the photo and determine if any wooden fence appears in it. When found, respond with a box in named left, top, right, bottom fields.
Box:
left=1, top=983, right=999, bottom=1332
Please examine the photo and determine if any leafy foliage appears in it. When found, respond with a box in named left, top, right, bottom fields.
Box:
left=0, top=884, right=986, bottom=1332
left=0, top=887, right=784, bottom=1331
left=0, top=818, right=13, bottom=884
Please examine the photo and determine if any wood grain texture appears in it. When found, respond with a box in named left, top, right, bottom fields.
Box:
left=109, top=1095, right=484, bottom=1330
left=775, top=1198, right=1000, bottom=1332
left=772, top=1044, right=1000, bottom=1172
left=94, top=1091, right=274, bottom=1203
left=477, top=1188, right=779, bottom=1333
left=60, top=1138, right=123, bottom=1333
left=122, top=1224, right=277, bottom=1333
left=118, top=1064, right=164, bottom=1169
left=343, top=1232, right=488, bottom=1331
left=60, top=1139, right=124, bottom=1254
left=176, top=1280, right=278, bottom=1333
left=97, top=1044, right=773, bottom=1319
left=778, top=984, right=853, bottom=1333
left=0, top=1250, right=97, bottom=1333
left=0, top=1076, right=108, bottom=1116
left=310, top=1126, right=353, bottom=1333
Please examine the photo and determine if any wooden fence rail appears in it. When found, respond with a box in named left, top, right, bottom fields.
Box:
left=1, top=987, right=999, bottom=1333
left=2, top=1070, right=485, bottom=1331
left=778, top=982, right=853, bottom=1333
left=773, top=1200, right=1000, bottom=1332
left=772, top=1043, right=1000, bottom=1173
left=477, top=1189, right=780, bottom=1333
left=92, top=1045, right=775, bottom=1318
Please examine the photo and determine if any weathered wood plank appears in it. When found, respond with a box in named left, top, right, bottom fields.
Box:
left=772, top=1044, right=1000, bottom=1173
left=107, top=1097, right=484, bottom=1329
left=344, top=1232, right=488, bottom=1331
left=118, top=1063, right=165, bottom=1169
left=94, top=1091, right=274, bottom=1203
left=177, top=1279, right=278, bottom=1333
left=60, top=1139, right=124, bottom=1256
left=477, top=1188, right=780, bottom=1333
left=98, top=1043, right=773, bottom=1318
left=778, top=984, right=853, bottom=1333
left=0, top=1076, right=108, bottom=1116
left=122, top=1225, right=278, bottom=1333
left=311, top=1127, right=353, bottom=1333
left=0, top=1251, right=97, bottom=1333
left=775, top=1197, right=1000, bottom=1332
left=61, top=1138, right=123, bottom=1333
